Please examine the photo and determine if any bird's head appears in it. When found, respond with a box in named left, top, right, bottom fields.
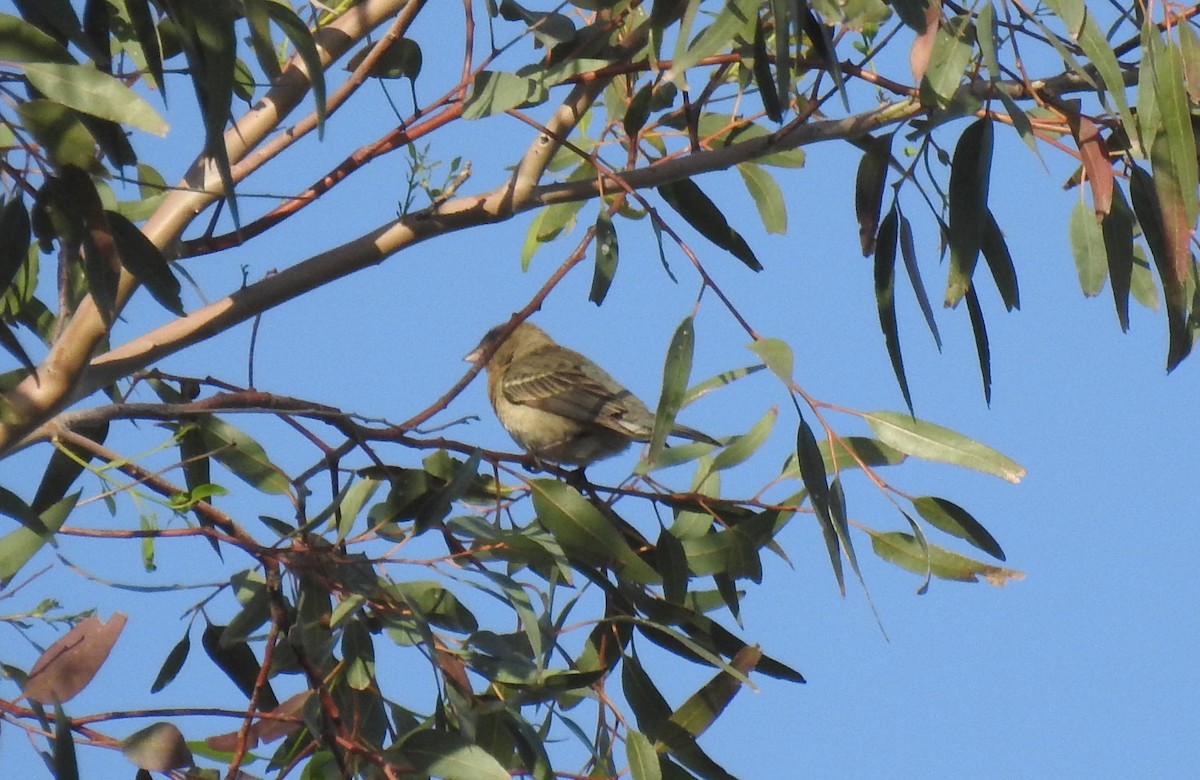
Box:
left=464, top=321, right=553, bottom=369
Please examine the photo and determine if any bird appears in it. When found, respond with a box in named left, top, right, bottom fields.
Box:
left=464, top=321, right=720, bottom=466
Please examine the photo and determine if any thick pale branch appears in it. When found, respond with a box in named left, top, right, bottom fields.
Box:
left=0, top=0, right=418, bottom=454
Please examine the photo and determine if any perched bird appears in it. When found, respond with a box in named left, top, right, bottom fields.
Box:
left=465, top=322, right=720, bottom=466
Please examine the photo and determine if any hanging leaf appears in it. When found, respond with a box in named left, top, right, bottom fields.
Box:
left=751, top=11, right=781, bottom=123
left=795, top=413, right=843, bottom=595
left=0, top=196, right=31, bottom=294
left=260, top=0, right=328, bottom=136
left=658, top=179, right=762, bottom=271
left=1066, top=111, right=1113, bottom=217
left=874, top=202, right=912, bottom=414
left=864, top=411, right=1025, bottom=482
left=736, top=163, right=787, bottom=235
left=123, top=0, right=164, bottom=94
left=868, top=530, right=1023, bottom=586
left=169, top=0, right=239, bottom=226
left=1129, top=161, right=1191, bottom=369
left=855, top=133, right=893, bottom=255
left=965, top=287, right=991, bottom=405
left=898, top=209, right=943, bottom=348
left=149, top=632, right=191, bottom=694
left=1069, top=197, right=1108, bottom=297
left=945, top=118, right=994, bottom=307
left=650, top=316, right=695, bottom=462
left=201, top=622, right=279, bottom=709
left=908, top=0, right=940, bottom=82
left=589, top=210, right=619, bottom=305
left=920, top=13, right=973, bottom=107
left=1102, top=184, right=1135, bottom=331
left=912, top=496, right=1005, bottom=560
left=106, top=210, right=183, bottom=315
left=980, top=209, right=1019, bottom=311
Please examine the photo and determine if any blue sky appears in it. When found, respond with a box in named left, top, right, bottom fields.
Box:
left=2, top=2, right=1199, bottom=778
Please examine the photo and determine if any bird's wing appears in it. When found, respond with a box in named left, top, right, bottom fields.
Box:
left=502, top=347, right=654, bottom=437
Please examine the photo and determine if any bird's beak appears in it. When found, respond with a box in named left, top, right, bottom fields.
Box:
left=463, top=346, right=483, bottom=364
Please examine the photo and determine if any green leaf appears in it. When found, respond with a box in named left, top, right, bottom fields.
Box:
left=1130, top=247, right=1159, bottom=312
left=626, top=728, right=662, bottom=780
left=463, top=70, right=546, bottom=119
left=898, top=209, right=943, bottom=348
left=736, top=163, right=786, bottom=234
left=106, top=210, right=183, bottom=315
left=650, top=316, right=695, bottom=462
left=874, top=202, right=912, bottom=414
left=149, top=632, right=191, bottom=694
left=16, top=100, right=98, bottom=169
left=945, top=118, right=994, bottom=307
left=529, top=480, right=661, bottom=585
left=121, top=722, right=193, bottom=771
left=170, top=0, right=239, bottom=226
left=769, top=0, right=792, bottom=114
left=1128, top=160, right=1188, bottom=367
left=1102, top=184, right=1135, bottom=331
left=32, top=421, right=107, bottom=515
left=920, top=15, right=975, bottom=107
left=1069, top=197, right=1107, bottom=297
left=981, top=208, right=1019, bottom=311
left=855, top=133, right=893, bottom=255
left=0, top=12, right=74, bottom=63
left=261, top=0, right=327, bottom=137
left=0, top=485, right=47, bottom=535
left=1043, top=0, right=1138, bottom=155
left=745, top=337, right=792, bottom=382
left=658, top=179, right=762, bottom=271
left=197, top=417, right=293, bottom=495
left=20, top=62, right=167, bottom=135
left=976, top=1, right=998, bottom=78
left=589, top=210, right=619, bottom=305
left=0, top=196, right=32, bottom=296
left=868, top=530, right=1023, bottom=586
left=864, top=411, right=1025, bottom=483
left=201, top=622, right=279, bottom=709
left=122, top=0, right=164, bottom=94
left=795, top=413, right=842, bottom=595
left=668, top=0, right=758, bottom=81
left=683, top=364, right=765, bottom=406
left=751, top=11, right=781, bottom=123
left=965, top=287, right=991, bottom=405
left=0, top=493, right=77, bottom=587
left=345, top=37, right=422, bottom=80
left=399, top=729, right=510, bottom=780
left=667, top=645, right=761, bottom=739
left=912, top=495, right=1004, bottom=560
left=53, top=702, right=78, bottom=780
left=657, top=526, right=690, bottom=604
left=710, top=407, right=776, bottom=473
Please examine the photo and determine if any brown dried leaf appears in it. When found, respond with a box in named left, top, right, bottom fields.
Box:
left=25, top=613, right=128, bottom=703
left=1067, top=112, right=1114, bottom=216
left=909, top=0, right=942, bottom=82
